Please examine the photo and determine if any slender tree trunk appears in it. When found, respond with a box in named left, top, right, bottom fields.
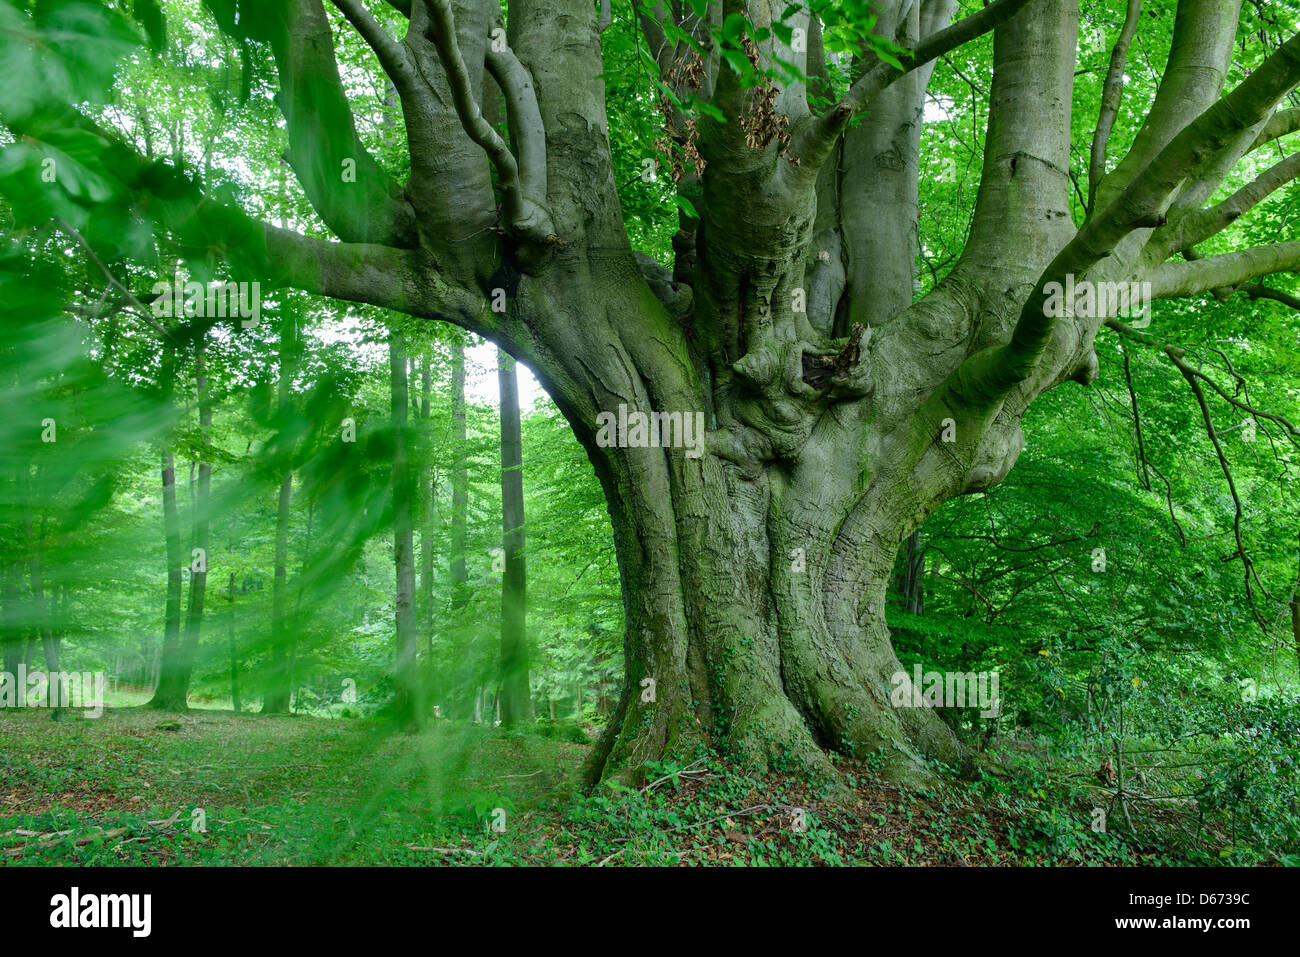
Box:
left=447, top=341, right=471, bottom=718
left=171, top=344, right=212, bottom=703
left=449, top=341, right=469, bottom=609
left=497, top=349, right=530, bottom=726
left=1, top=560, right=21, bottom=693
left=263, top=313, right=297, bottom=714
left=891, top=530, right=926, bottom=617
left=390, top=333, right=421, bottom=729
left=25, top=510, right=62, bottom=716
left=228, top=570, right=241, bottom=713
left=148, top=449, right=186, bottom=709
left=1292, top=530, right=1300, bottom=670
left=418, top=351, right=437, bottom=698
left=262, top=473, right=294, bottom=713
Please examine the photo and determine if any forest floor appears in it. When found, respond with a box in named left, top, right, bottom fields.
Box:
left=0, top=707, right=1227, bottom=865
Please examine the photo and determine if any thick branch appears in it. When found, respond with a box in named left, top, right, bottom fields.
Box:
left=270, top=0, right=418, bottom=246
left=1097, top=0, right=1244, bottom=209
left=1148, top=242, right=1300, bottom=299
left=1248, top=107, right=1300, bottom=152
left=1157, top=151, right=1300, bottom=255
left=263, top=225, right=480, bottom=323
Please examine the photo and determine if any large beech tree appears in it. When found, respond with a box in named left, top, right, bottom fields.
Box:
left=8, top=0, right=1300, bottom=784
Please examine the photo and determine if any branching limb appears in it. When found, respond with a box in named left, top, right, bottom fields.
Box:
left=1104, top=318, right=1283, bottom=629
left=791, top=0, right=1034, bottom=171
left=57, top=221, right=175, bottom=343
left=1105, top=318, right=1300, bottom=447
left=1155, top=151, right=1300, bottom=255
left=957, top=31, right=1300, bottom=400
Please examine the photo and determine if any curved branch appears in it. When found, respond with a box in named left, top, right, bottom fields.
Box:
left=1105, top=316, right=1300, bottom=444
left=1103, top=317, right=1283, bottom=628
left=484, top=34, right=548, bottom=214
left=330, top=0, right=418, bottom=90
left=423, top=0, right=556, bottom=244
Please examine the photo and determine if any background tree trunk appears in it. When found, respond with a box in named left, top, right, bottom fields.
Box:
left=450, top=341, right=469, bottom=610
left=148, top=448, right=186, bottom=709
left=418, top=351, right=437, bottom=701
left=171, top=342, right=212, bottom=704
left=263, top=313, right=297, bottom=715
left=498, top=349, right=530, bottom=726
left=390, top=333, right=421, bottom=729
left=228, top=569, right=241, bottom=713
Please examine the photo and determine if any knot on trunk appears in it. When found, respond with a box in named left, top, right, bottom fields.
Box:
left=714, top=324, right=873, bottom=470
left=801, top=322, right=872, bottom=395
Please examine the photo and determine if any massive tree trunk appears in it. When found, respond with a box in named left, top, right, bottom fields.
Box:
left=497, top=348, right=530, bottom=725
left=85, top=0, right=1300, bottom=783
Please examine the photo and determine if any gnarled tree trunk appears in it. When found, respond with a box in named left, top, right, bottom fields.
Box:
left=101, top=0, right=1300, bottom=783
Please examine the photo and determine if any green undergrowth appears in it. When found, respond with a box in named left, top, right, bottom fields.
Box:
left=0, top=707, right=1289, bottom=866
